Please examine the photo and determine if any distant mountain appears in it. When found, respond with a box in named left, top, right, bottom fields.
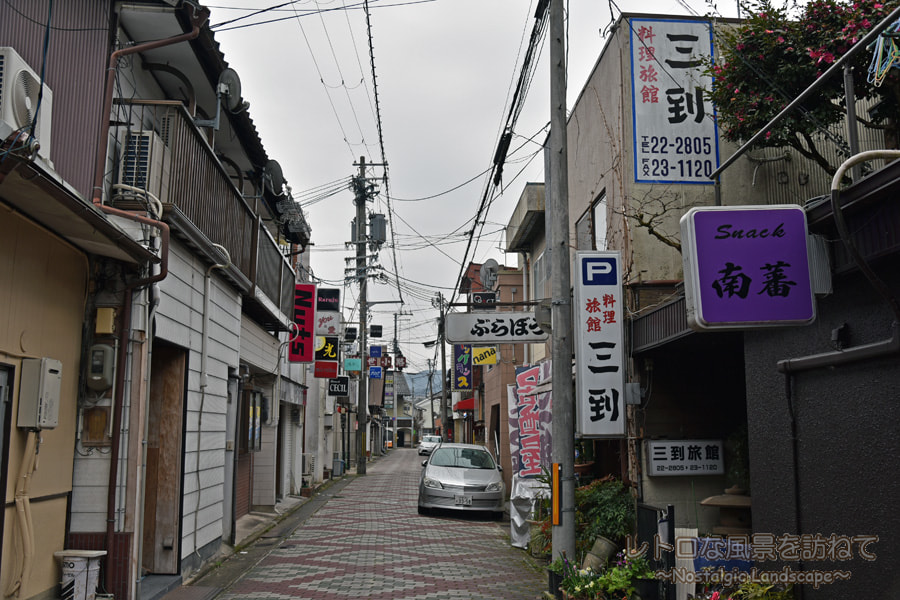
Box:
left=402, top=370, right=442, bottom=398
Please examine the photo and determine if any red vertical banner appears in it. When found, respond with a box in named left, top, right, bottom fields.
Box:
left=289, top=284, right=316, bottom=362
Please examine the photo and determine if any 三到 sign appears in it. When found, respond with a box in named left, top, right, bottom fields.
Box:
left=680, top=205, right=815, bottom=330
left=630, top=18, right=719, bottom=184
left=647, top=439, right=723, bottom=476
left=573, top=252, right=625, bottom=438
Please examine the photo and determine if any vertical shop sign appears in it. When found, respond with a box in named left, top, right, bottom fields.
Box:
left=289, top=283, right=316, bottom=362
left=631, top=18, right=719, bottom=184
left=508, top=362, right=552, bottom=478
left=452, top=344, right=473, bottom=391
left=574, top=252, right=625, bottom=438
left=316, top=288, right=341, bottom=335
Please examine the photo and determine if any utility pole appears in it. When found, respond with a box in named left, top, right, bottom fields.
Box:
left=391, top=311, right=411, bottom=448
left=549, top=0, right=576, bottom=560
left=393, top=312, right=399, bottom=449
left=427, top=358, right=435, bottom=431
left=433, top=292, right=449, bottom=441
left=354, top=156, right=369, bottom=475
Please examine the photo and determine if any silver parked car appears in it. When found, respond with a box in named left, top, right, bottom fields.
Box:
left=417, top=443, right=504, bottom=519
left=417, top=434, right=442, bottom=455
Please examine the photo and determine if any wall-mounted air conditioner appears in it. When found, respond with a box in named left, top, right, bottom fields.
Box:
left=117, top=129, right=170, bottom=202
left=301, top=453, right=314, bottom=475
left=0, top=46, right=53, bottom=162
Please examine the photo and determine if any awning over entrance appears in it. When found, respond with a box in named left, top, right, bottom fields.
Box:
left=454, top=397, right=474, bottom=411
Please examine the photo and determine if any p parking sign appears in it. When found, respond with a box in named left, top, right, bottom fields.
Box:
left=581, top=257, right=617, bottom=286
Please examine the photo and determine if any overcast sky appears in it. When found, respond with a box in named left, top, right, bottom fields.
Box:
left=208, top=0, right=738, bottom=372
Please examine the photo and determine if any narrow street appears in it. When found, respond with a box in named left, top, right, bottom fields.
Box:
left=209, top=448, right=547, bottom=599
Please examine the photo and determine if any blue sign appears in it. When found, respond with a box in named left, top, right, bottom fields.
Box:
left=344, top=358, right=362, bottom=372
left=582, top=257, right=618, bottom=286
left=369, top=345, right=382, bottom=358
left=369, top=366, right=383, bottom=379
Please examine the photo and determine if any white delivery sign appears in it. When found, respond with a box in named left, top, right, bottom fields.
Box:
left=573, top=252, right=625, bottom=438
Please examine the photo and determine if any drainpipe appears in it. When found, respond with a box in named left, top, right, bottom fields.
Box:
left=94, top=6, right=209, bottom=593
left=91, top=5, right=209, bottom=208
left=4, top=431, right=39, bottom=599
left=194, top=244, right=231, bottom=558
left=776, top=150, right=900, bottom=375
left=133, top=283, right=160, bottom=600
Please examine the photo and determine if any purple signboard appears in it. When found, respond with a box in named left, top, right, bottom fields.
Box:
left=681, top=205, right=815, bottom=330
left=452, top=344, right=473, bottom=391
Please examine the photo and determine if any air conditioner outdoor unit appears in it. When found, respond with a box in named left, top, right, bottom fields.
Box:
left=301, top=453, right=314, bottom=475
left=117, top=129, right=170, bottom=202
left=0, top=46, right=53, bottom=162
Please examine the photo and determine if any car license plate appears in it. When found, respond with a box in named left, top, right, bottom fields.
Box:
left=454, top=495, right=472, bottom=506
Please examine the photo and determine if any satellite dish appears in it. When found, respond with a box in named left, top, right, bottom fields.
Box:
left=195, top=68, right=243, bottom=131
left=263, top=159, right=284, bottom=196
left=218, top=68, right=242, bottom=112
left=480, top=258, right=499, bottom=291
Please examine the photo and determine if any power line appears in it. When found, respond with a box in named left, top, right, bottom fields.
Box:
left=210, top=0, right=438, bottom=32
left=363, top=0, right=404, bottom=305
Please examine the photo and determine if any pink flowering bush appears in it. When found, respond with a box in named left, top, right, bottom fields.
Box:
left=706, top=0, right=900, bottom=175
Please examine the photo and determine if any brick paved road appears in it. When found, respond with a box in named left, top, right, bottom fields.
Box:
left=217, top=447, right=547, bottom=599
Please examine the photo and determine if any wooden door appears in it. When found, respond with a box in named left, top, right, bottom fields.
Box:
left=142, top=343, right=186, bottom=574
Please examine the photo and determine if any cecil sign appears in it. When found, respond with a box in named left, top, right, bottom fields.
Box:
left=680, top=206, right=815, bottom=330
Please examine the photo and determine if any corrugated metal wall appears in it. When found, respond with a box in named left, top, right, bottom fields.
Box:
left=745, top=97, right=889, bottom=206
left=1, top=1, right=112, bottom=199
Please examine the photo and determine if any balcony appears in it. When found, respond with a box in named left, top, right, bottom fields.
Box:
left=109, top=100, right=295, bottom=331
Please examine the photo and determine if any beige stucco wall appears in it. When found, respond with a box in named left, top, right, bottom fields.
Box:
left=1, top=209, right=88, bottom=599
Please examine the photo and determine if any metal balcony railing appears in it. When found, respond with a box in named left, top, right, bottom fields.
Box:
left=110, top=100, right=295, bottom=330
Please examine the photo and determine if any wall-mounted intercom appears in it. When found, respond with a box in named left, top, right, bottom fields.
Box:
left=86, top=344, right=115, bottom=392
left=18, top=357, right=61, bottom=430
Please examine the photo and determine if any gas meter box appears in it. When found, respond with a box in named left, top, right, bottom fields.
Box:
left=18, top=357, right=62, bottom=430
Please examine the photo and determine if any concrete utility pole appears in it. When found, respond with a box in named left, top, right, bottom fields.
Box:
left=391, top=310, right=411, bottom=447
left=426, top=358, right=435, bottom=433
left=354, top=156, right=369, bottom=475
left=434, top=292, right=449, bottom=441
left=548, top=0, right=576, bottom=560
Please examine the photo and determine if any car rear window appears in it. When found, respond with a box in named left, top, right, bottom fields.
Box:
left=430, top=448, right=496, bottom=469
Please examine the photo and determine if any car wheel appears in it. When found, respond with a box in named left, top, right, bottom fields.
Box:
left=492, top=511, right=504, bottom=521
left=417, top=505, right=429, bottom=516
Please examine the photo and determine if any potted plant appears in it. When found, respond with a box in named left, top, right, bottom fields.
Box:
left=575, top=476, right=636, bottom=563
left=558, top=550, right=656, bottom=599
left=558, top=561, right=604, bottom=600
left=529, top=517, right=552, bottom=559
left=546, top=555, right=567, bottom=600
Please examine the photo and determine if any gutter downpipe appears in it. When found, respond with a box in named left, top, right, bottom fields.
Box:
left=776, top=150, right=900, bottom=376
left=194, top=244, right=231, bottom=559
left=92, top=7, right=208, bottom=593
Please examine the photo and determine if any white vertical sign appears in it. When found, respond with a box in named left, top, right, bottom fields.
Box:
left=574, top=252, right=625, bottom=438
left=631, top=18, right=719, bottom=184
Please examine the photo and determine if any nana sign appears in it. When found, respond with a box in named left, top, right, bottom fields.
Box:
left=681, top=205, right=815, bottom=330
